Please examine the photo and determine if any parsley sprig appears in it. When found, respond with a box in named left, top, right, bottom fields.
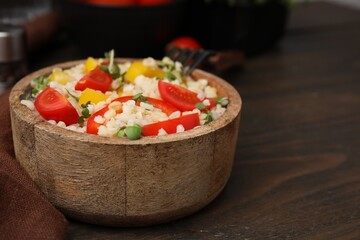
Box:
left=158, top=61, right=183, bottom=81
left=100, top=49, right=123, bottom=80
left=196, top=102, right=213, bottom=124
left=31, top=76, right=50, bottom=96
left=133, top=93, right=151, bottom=105
left=78, top=101, right=91, bottom=126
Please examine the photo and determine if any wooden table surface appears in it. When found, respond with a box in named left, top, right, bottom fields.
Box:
left=29, top=2, right=360, bottom=239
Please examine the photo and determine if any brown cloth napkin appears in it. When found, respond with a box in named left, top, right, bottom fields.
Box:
left=0, top=91, right=68, bottom=240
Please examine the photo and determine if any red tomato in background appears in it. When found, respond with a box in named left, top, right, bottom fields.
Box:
left=137, top=0, right=171, bottom=5
left=142, top=113, right=200, bottom=136
left=82, top=0, right=136, bottom=6
left=167, top=36, right=202, bottom=50
left=34, top=87, right=79, bottom=125
left=75, top=66, right=112, bottom=93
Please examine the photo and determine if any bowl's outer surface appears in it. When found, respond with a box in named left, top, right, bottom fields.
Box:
left=9, top=59, right=242, bottom=226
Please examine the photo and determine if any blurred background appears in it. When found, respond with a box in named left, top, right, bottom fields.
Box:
left=0, top=0, right=359, bottom=92
left=1, top=0, right=359, bottom=60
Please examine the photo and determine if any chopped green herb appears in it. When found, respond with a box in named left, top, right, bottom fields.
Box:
left=133, top=92, right=148, bottom=103
left=110, top=63, right=121, bottom=79
left=205, top=111, right=213, bottom=124
left=115, top=80, right=125, bottom=91
left=165, top=72, right=177, bottom=81
left=31, top=76, right=50, bottom=96
left=66, top=89, right=79, bottom=102
left=78, top=101, right=91, bottom=126
left=216, top=97, right=229, bottom=107
left=99, top=65, right=109, bottom=72
left=78, top=116, right=85, bottom=126
left=81, top=108, right=90, bottom=118
left=81, top=101, right=91, bottom=108
left=101, top=49, right=122, bottom=80
left=196, top=102, right=206, bottom=110
left=158, top=62, right=175, bottom=72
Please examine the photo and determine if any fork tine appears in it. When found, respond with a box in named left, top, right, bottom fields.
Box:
left=166, top=48, right=216, bottom=76
left=185, top=50, right=214, bottom=75
left=174, top=49, right=189, bottom=63
left=167, top=47, right=180, bottom=60
left=182, top=50, right=197, bottom=66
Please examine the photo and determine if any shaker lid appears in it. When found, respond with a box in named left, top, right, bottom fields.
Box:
left=0, top=24, right=26, bottom=63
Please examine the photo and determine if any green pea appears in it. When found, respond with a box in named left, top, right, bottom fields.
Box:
left=124, top=125, right=142, bottom=140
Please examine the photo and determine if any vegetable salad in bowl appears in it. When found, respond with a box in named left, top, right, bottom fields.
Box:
left=21, top=50, right=229, bottom=140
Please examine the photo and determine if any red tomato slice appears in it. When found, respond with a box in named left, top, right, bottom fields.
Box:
left=146, top=97, right=178, bottom=116
left=137, top=0, right=171, bottom=5
left=111, top=96, right=134, bottom=103
left=158, top=81, right=201, bottom=111
left=158, top=81, right=217, bottom=111
left=112, top=96, right=179, bottom=115
left=86, top=95, right=180, bottom=134
left=86, top=105, right=110, bottom=134
left=142, top=113, right=200, bottom=136
left=75, top=66, right=112, bottom=93
left=168, top=36, right=202, bottom=50
left=34, top=87, right=79, bottom=126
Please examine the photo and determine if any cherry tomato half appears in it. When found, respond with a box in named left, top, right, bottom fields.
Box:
left=75, top=66, right=112, bottom=93
left=34, top=87, right=79, bottom=125
left=146, top=97, right=178, bottom=116
left=142, top=113, right=200, bottom=136
left=158, top=81, right=199, bottom=111
left=167, top=36, right=202, bottom=50
left=112, top=96, right=178, bottom=115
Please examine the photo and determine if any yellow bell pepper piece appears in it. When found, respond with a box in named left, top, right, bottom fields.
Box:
left=124, top=61, right=164, bottom=83
left=84, top=57, right=98, bottom=73
left=49, top=69, right=73, bottom=85
left=79, top=88, right=109, bottom=105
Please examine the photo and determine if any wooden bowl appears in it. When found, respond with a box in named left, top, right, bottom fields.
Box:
left=9, top=60, right=242, bottom=227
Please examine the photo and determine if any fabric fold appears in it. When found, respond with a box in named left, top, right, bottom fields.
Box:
left=0, top=91, right=68, bottom=240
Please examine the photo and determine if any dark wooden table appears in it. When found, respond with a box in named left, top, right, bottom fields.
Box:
left=29, top=2, right=360, bottom=239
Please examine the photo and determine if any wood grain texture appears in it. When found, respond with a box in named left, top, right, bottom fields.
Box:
left=40, top=2, right=358, bottom=239
left=9, top=61, right=241, bottom=226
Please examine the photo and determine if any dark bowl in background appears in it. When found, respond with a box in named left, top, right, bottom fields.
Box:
left=183, top=0, right=289, bottom=56
left=62, top=0, right=187, bottom=58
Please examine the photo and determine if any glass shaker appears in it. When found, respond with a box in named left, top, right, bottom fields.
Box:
left=0, top=24, right=27, bottom=94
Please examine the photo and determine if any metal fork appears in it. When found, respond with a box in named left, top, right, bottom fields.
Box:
left=166, top=48, right=216, bottom=76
